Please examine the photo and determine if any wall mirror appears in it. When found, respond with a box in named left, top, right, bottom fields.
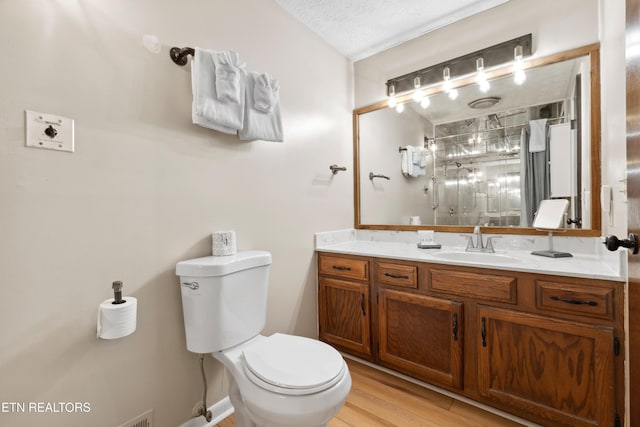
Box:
left=354, top=44, right=601, bottom=236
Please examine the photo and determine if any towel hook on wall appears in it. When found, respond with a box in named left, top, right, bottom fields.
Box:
left=170, top=47, right=195, bottom=66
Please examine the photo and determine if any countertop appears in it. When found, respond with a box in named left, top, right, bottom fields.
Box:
left=315, top=230, right=627, bottom=282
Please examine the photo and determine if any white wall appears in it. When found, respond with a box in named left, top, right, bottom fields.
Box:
left=354, top=0, right=627, bottom=235
left=599, top=0, right=627, bottom=237
left=360, top=107, right=434, bottom=225
left=0, top=1, right=353, bottom=426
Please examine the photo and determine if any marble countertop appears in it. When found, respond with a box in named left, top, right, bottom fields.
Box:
left=315, top=229, right=627, bottom=282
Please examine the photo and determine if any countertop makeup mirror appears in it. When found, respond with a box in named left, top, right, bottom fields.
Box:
left=354, top=43, right=601, bottom=237
left=531, top=199, right=572, bottom=257
left=532, top=199, right=570, bottom=229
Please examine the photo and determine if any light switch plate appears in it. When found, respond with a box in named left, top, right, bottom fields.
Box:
left=25, top=110, right=75, bottom=153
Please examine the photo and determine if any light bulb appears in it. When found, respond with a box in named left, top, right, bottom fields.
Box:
left=475, top=58, right=490, bottom=93
left=395, top=103, right=404, bottom=113
left=513, top=45, right=526, bottom=85
left=388, top=84, right=397, bottom=108
left=448, top=88, right=459, bottom=100
left=412, top=76, right=423, bottom=102
left=420, top=96, right=430, bottom=109
left=442, top=67, right=452, bottom=93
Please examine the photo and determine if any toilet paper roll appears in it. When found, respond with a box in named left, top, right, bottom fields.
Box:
left=97, top=297, right=137, bottom=339
left=212, top=230, right=237, bottom=256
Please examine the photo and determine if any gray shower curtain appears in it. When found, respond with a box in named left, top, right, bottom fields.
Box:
left=521, top=126, right=551, bottom=226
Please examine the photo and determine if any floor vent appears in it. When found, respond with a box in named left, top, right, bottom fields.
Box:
left=119, top=409, right=153, bottom=427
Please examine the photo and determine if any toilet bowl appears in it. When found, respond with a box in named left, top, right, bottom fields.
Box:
left=176, top=251, right=351, bottom=427
left=214, top=333, right=351, bottom=427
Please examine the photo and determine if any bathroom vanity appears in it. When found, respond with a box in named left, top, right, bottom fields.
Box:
left=316, top=234, right=625, bottom=427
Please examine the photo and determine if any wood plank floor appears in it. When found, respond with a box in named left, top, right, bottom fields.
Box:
left=215, top=358, right=527, bottom=427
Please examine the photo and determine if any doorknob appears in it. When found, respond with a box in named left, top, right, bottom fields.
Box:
left=603, top=234, right=639, bottom=254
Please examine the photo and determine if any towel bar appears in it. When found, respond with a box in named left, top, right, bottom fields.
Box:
left=369, top=172, right=390, bottom=181
left=170, top=47, right=195, bottom=66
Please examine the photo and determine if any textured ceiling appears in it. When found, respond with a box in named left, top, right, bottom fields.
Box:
left=273, top=0, right=510, bottom=61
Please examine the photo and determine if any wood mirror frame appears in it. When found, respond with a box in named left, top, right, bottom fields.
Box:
left=353, top=43, right=601, bottom=236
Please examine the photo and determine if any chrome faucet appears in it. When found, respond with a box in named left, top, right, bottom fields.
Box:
left=464, top=226, right=500, bottom=253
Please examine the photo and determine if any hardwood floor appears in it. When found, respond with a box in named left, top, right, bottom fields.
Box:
left=215, top=358, right=527, bottom=427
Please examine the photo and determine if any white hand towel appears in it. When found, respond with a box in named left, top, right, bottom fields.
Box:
left=401, top=146, right=414, bottom=176
left=239, top=72, right=283, bottom=142
left=214, top=51, right=244, bottom=104
left=191, top=48, right=245, bottom=134
left=417, top=146, right=427, bottom=167
left=412, top=146, right=426, bottom=176
left=528, top=119, right=547, bottom=152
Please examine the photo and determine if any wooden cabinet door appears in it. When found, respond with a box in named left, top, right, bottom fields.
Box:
left=318, top=277, right=371, bottom=357
left=478, top=306, right=615, bottom=427
left=378, top=288, right=463, bottom=389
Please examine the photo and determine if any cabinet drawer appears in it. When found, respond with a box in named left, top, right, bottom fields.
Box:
left=376, top=262, right=417, bottom=288
left=536, top=280, right=614, bottom=320
left=318, top=255, right=368, bottom=281
left=429, top=269, right=517, bottom=303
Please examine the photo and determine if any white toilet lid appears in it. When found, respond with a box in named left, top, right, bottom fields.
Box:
left=242, top=333, right=345, bottom=395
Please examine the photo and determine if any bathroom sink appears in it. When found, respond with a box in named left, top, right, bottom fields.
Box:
left=430, top=252, right=520, bottom=264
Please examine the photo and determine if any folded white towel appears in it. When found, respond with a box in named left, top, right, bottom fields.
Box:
left=400, top=146, right=426, bottom=177
left=239, top=72, right=283, bottom=142
left=416, top=146, right=427, bottom=168
left=191, top=48, right=245, bottom=134
left=214, top=51, right=244, bottom=104
left=413, top=146, right=426, bottom=176
left=528, top=119, right=547, bottom=152
left=401, top=146, right=414, bottom=176
left=412, top=148, right=421, bottom=165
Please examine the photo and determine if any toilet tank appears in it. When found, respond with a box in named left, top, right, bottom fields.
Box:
left=176, top=251, right=272, bottom=353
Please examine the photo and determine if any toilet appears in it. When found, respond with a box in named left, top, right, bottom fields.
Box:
left=176, top=250, right=351, bottom=427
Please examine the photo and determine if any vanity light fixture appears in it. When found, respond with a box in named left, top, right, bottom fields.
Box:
left=420, top=96, right=431, bottom=109
left=395, top=103, right=405, bottom=113
left=475, top=58, right=490, bottom=93
left=384, top=34, right=531, bottom=102
left=513, top=45, right=526, bottom=85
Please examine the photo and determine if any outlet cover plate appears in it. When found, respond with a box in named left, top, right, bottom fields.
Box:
left=25, top=110, right=75, bottom=153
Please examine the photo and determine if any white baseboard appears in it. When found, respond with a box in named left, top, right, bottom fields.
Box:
left=179, top=397, right=234, bottom=427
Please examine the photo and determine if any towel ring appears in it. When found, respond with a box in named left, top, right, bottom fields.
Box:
left=170, top=47, right=195, bottom=66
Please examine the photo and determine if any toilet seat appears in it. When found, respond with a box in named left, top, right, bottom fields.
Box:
left=242, top=333, right=345, bottom=396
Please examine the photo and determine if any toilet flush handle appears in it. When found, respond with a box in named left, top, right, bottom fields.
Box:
left=181, top=281, right=199, bottom=290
